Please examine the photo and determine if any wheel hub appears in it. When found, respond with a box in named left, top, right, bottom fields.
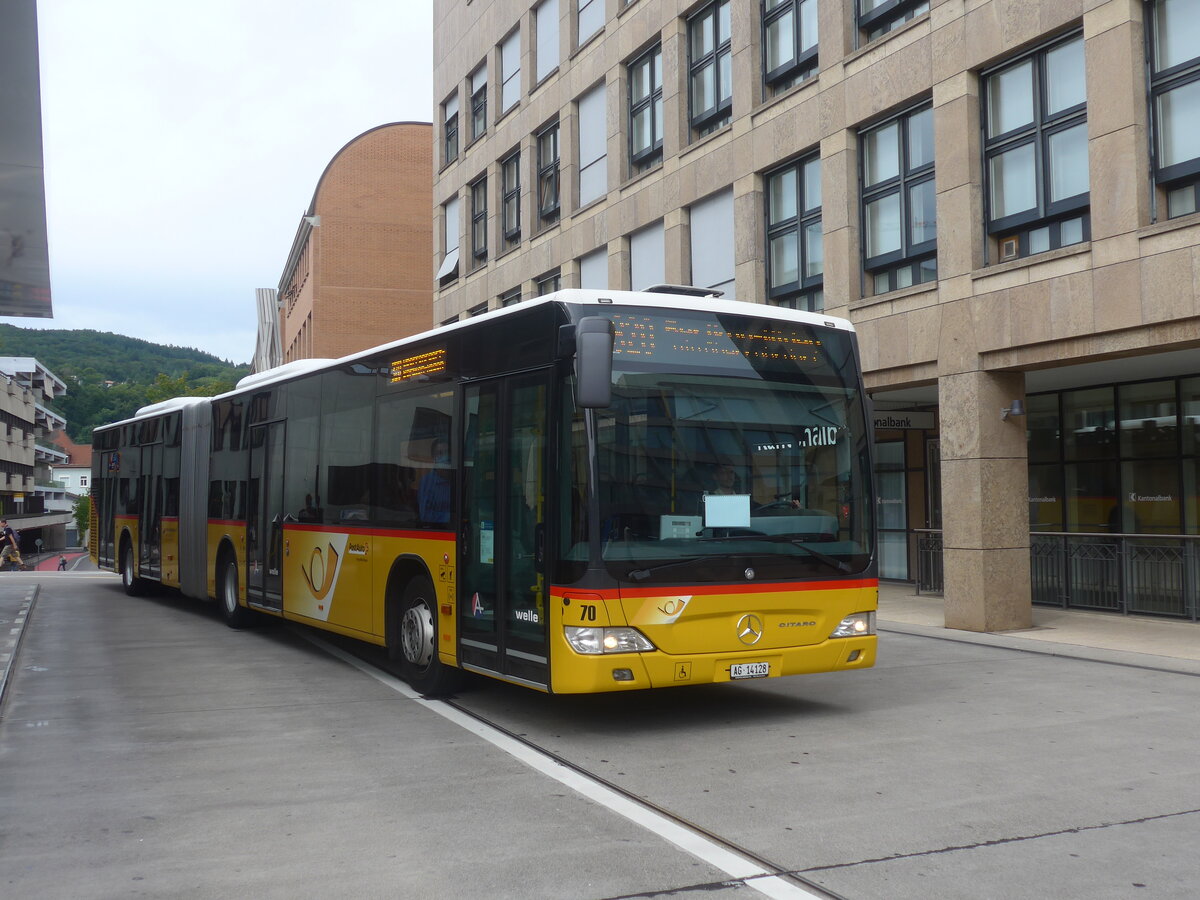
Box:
left=401, top=601, right=435, bottom=669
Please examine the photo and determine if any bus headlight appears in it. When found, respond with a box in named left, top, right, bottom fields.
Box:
left=829, top=611, right=875, bottom=638
left=564, top=626, right=656, bottom=654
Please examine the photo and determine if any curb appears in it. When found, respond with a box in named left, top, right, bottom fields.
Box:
left=0, top=585, right=38, bottom=712
left=879, top=619, right=1200, bottom=677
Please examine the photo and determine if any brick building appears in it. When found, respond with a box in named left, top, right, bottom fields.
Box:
left=432, top=0, right=1200, bottom=628
left=276, top=122, right=434, bottom=362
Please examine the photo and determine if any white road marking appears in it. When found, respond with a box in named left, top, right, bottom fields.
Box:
left=307, top=634, right=824, bottom=900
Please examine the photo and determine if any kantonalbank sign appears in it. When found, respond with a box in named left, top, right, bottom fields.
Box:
left=873, top=411, right=936, bottom=430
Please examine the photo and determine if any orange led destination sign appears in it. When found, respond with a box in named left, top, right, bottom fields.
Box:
left=609, top=313, right=824, bottom=367
left=389, top=347, right=447, bottom=383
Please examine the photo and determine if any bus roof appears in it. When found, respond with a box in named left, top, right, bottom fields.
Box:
left=96, top=395, right=211, bottom=432
left=333, top=289, right=856, bottom=369
left=100, top=291, right=859, bottom=421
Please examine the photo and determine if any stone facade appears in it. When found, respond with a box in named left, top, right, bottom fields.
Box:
left=433, top=0, right=1200, bottom=630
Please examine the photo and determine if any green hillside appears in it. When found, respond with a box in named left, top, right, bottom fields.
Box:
left=0, top=324, right=251, bottom=443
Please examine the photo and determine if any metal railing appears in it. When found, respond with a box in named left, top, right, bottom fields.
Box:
left=910, top=529, right=1199, bottom=620
left=1030, top=532, right=1199, bottom=620
left=914, top=528, right=944, bottom=595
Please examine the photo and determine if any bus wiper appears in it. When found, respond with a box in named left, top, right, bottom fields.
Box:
left=626, top=555, right=723, bottom=582
left=692, top=533, right=853, bottom=574
left=786, top=540, right=853, bottom=574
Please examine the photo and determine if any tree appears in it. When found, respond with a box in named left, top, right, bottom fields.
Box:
left=72, top=495, right=90, bottom=547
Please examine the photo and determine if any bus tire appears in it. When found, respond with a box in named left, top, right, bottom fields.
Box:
left=394, top=575, right=463, bottom=696
left=119, top=541, right=145, bottom=596
left=218, top=554, right=255, bottom=629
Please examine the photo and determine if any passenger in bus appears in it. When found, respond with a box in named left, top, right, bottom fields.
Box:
left=419, top=438, right=452, bottom=525
left=708, top=462, right=740, bottom=495
left=298, top=494, right=322, bottom=522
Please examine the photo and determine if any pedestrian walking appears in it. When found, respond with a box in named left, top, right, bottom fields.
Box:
left=0, top=519, right=23, bottom=570
left=58, top=554, right=67, bottom=571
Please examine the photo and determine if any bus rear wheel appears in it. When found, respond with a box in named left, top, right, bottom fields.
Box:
left=120, top=543, right=145, bottom=596
left=394, top=576, right=462, bottom=696
left=219, top=555, right=254, bottom=629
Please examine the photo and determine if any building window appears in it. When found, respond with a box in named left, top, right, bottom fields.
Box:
left=537, top=121, right=560, bottom=224
left=535, top=0, right=560, bottom=83
left=500, top=287, right=522, bottom=307
left=469, top=302, right=489, bottom=317
left=443, top=94, right=459, bottom=165
left=688, top=1, right=732, bottom=137
left=860, top=103, right=936, bottom=294
left=858, top=0, right=929, bottom=42
left=689, top=189, right=735, bottom=297
left=579, top=247, right=608, bottom=289
left=763, top=0, right=818, bottom=96
left=629, top=221, right=665, bottom=290
left=501, top=150, right=521, bottom=248
left=629, top=45, right=663, bottom=171
left=536, top=270, right=561, bottom=295
left=500, top=30, right=521, bottom=114
left=80, top=475, right=89, bottom=488
left=471, top=176, right=488, bottom=263
left=578, top=83, right=607, bottom=206
left=1029, top=378, right=1200, bottom=542
left=579, top=0, right=604, bottom=46
left=470, top=64, right=488, bottom=142
left=983, top=32, right=1089, bottom=261
left=766, top=153, right=823, bottom=311
left=437, top=196, right=460, bottom=284
left=1148, top=0, right=1200, bottom=218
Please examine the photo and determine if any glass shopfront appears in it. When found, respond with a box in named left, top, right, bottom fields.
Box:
left=1029, top=378, right=1200, bottom=536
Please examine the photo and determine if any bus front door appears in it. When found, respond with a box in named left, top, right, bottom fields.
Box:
left=459, top=374, right=549, bottom=688
left=247, top=421, right=285, bottom=611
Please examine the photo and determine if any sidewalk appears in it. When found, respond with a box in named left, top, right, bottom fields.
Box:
left=878, top=581, right=1200, bottom=674
left=29, top=551, right=89, bottom=572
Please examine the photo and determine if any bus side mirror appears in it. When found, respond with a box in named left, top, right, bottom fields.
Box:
left=574, top=317, right=613, bottom=409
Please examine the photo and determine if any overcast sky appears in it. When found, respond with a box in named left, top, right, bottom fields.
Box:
left=22, top=0, right=432, bottom=364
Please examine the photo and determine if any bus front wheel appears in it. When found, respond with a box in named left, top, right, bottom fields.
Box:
left=219, top=555, right=254, bottom=629
left=394, top=576, right=462, bottom=696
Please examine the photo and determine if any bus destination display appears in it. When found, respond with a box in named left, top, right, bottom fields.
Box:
left=609, top=312, right=825, bottom=369
left=389, top=347, right=447, bottom=383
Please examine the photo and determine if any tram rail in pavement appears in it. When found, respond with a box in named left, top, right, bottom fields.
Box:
left=3, top=575, right=1198, bottom=713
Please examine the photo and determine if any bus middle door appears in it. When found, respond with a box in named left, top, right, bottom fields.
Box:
left=247, top=420, right=286, bottom=611
left=459, top=373, right=549, bottom=688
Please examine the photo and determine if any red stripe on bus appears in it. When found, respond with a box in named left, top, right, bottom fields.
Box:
left=282, top=523, right=455, bottom=541
left=554, top=578, right=878, bottom=600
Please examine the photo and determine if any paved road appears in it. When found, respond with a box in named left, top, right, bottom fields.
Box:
left=2, top=576, right=1198, bottom=899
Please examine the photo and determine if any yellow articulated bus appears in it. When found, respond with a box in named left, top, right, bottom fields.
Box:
left=91, top=288, right=878, bottom=694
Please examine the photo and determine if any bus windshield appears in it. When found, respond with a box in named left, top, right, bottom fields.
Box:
left=566, top=307, right=874, bottom=584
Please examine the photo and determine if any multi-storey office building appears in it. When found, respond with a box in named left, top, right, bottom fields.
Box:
left=433, top=0, right=1200, bottom=629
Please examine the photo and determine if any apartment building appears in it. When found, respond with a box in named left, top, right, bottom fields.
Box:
left=432, top=0, right=1200, bottom=629
left=276, top=122, right=434, bottom=362
left=0, top=357, right=72, bottom=550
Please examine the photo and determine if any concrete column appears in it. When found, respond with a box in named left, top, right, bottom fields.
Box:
left=663, top=207, right=689, bottom=286
left=938, top=368, right=1033, bottom=632
left=732, top=172, right=763, bottom=302
left=1082, top=1, right=1150, bottom=240
left=609, top=236, right=630, bottom=290
left=820, top=128, right=858, bottom=317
